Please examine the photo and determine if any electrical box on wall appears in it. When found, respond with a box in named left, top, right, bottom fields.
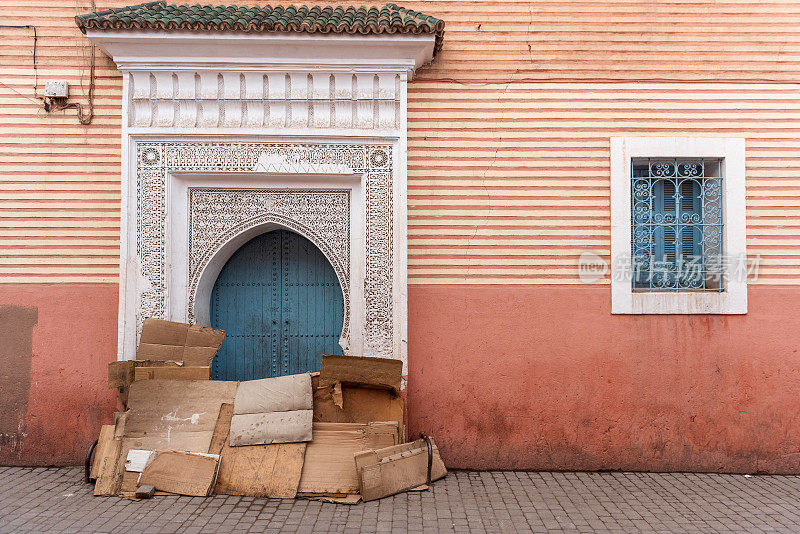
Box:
left=44, top=81, right=69, bottom=98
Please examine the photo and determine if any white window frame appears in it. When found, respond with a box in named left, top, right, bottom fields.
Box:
left=610, top=137, right=747, bottom=314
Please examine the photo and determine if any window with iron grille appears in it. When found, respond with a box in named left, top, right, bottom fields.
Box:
left=631, top=158, right=724, bottom=292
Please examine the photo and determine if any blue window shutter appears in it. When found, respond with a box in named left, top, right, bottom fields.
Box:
left=661, top=180, right=676, bottom=263
left=679, top=180, right=702, bottom=262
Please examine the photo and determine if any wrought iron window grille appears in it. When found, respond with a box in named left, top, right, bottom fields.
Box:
left=631, top=157, right=724, bottom=292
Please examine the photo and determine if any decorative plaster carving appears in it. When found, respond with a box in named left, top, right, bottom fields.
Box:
left=254, top=153, right=355, bottom=174
left=129, top=71, right=402, bottom=130
left=187, top=188, right=351, bottom=344
left=135, top=141, right=395, bottom=355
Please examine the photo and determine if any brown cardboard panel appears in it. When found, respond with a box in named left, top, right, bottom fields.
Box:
left=209, top=404, right=307, bottom=498
left=124, top=379, right=236, bottom=438
left=182, top=346, right=219, bottom=367
left=93, top=430, right=123, bottom=496
left=133, top=366, right=210, bottom=381
left=108, top=361, right=135, bottom=389
left=184, top=327, right=226, bottom=350
left=134, top=360, right=182, bottom=367
left=116, top=431, right=217, bottom=497
left=319, top=355, right=402, bottom=392
left=297, top=422, right=399, bottom=495
left=122, top=433, right=215, bottom=456
left=229, top=410, right=313, bottom=446
left=135, top=344, right=184, bottom=363
left=90, top=425, right=116, bottom=480
left=208, top=403, right=234, bottom=455
left=136, top=318, right=225, bottom=365
left=233, top=374, right=313, bottom=415
left=139, top=318, right=190, bottom=346
left=138, top=450, right=219, bottom=497
left=113, top=411, right=128, bottom=440
left=313, top=384, right=404, bottom=428
left=354, top=438, right=447, bottom=502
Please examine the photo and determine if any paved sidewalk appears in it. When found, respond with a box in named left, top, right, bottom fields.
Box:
left=1, top=467, right=799, bottom=533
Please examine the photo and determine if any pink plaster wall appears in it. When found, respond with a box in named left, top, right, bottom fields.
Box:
left=407, top=285, right=800, bottom=474
left=0, top=284, right=118, bottom=466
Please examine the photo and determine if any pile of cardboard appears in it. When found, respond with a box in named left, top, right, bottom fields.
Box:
left=92, top=319, right=446, bottom=503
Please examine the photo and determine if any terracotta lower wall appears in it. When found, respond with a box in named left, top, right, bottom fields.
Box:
left=0, top=284, right=118, bottom=466
left=3, top=282, right=799, bottom=472
left=407, top=285, right=800, bottom=474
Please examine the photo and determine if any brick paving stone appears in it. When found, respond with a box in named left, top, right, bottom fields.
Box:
left=1, top=467, right=800, bottom=533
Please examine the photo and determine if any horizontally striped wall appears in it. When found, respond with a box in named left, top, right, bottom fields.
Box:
left=2, top=1, right=799, bottom=285
left=406, top=82, right=800, bottom=285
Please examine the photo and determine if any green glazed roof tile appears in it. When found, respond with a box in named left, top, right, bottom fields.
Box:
left=76, top=1, right=444, bottom=54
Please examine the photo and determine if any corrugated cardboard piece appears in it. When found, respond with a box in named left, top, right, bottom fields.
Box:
left=108, top=361, right=135, bottom=389
left=312, top=375, right=404, bottom=429
left=297, top=421, right=400, bottom=495
left=234, top=373, right=313, bottom=414
left=230, top=373, right=313, bottom=446
left=319, top=355, right=402, bottom=393
left=116, top=379, right=236, bottom=497
left=209, top=403, right=307, bottom=498
left=89, top=424, right=115, bottom=481
left=229, top=410, right=313, bottom=446
left=92, top=424, right=123, bottom=496
left=133, top=366, right=210, bottom=381
left=354, top=438, right=448, bottom=502
left=138, top=450, right=220, bottom=497
left=125, top=379, right=236, bottom=441
left=136, top=318, right=225, bottom=366
left=107, top=319, right=222, bottom=407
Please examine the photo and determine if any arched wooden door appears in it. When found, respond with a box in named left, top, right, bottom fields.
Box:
left=210, top=229, right=344, bottom=380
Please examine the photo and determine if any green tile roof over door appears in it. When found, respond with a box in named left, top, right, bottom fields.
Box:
left=75, top=1, right=444, bottom=54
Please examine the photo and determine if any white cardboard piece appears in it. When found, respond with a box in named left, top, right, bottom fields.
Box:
left=124, top=449, right=155, bottom=472
left=229, top=410, right=314, bottom=446
left=229, top=373, right=313, bottom=446
left=233, top=374, right=313, bottom=415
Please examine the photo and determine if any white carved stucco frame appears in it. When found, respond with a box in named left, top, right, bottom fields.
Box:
left=120, top=138, right=406, bottom=366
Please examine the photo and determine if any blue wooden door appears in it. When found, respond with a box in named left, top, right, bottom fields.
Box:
left=210, top=229, right=344, bottom=380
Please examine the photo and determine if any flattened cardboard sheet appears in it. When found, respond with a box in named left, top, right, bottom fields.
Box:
left=114, top=379, right=236, bottom=497
left=136, top=318, right=224, bottom=366
left=229, top=374, right=313, bottom=446
left=209, top=403, right=307, bottom=498
left=90, top=425, right=115, bottom=480
left=138, top=450, right=220, bottom=497
left=92, top=425, right=122, bottom=496
left=233, top=374, right=313, bottom=415
left=297, top=422, right=400, bottom=495
left=229, top=410, right=313, bottom=446
left=312, top=375, right=404, bottom=429
left=133, top=366, right=210, bottom=381
left=319, top=355, right=402, bottom=393
left=298, top=494, right=362, bottom=504
left=354, top=438, right=447, bottom=502
left=116, top=433, right=217, bottom=497
left=125, top=379, right=236, bottom=439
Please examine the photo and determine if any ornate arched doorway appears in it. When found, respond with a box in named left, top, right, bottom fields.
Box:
left=210, top=229, right=344, bottom=380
